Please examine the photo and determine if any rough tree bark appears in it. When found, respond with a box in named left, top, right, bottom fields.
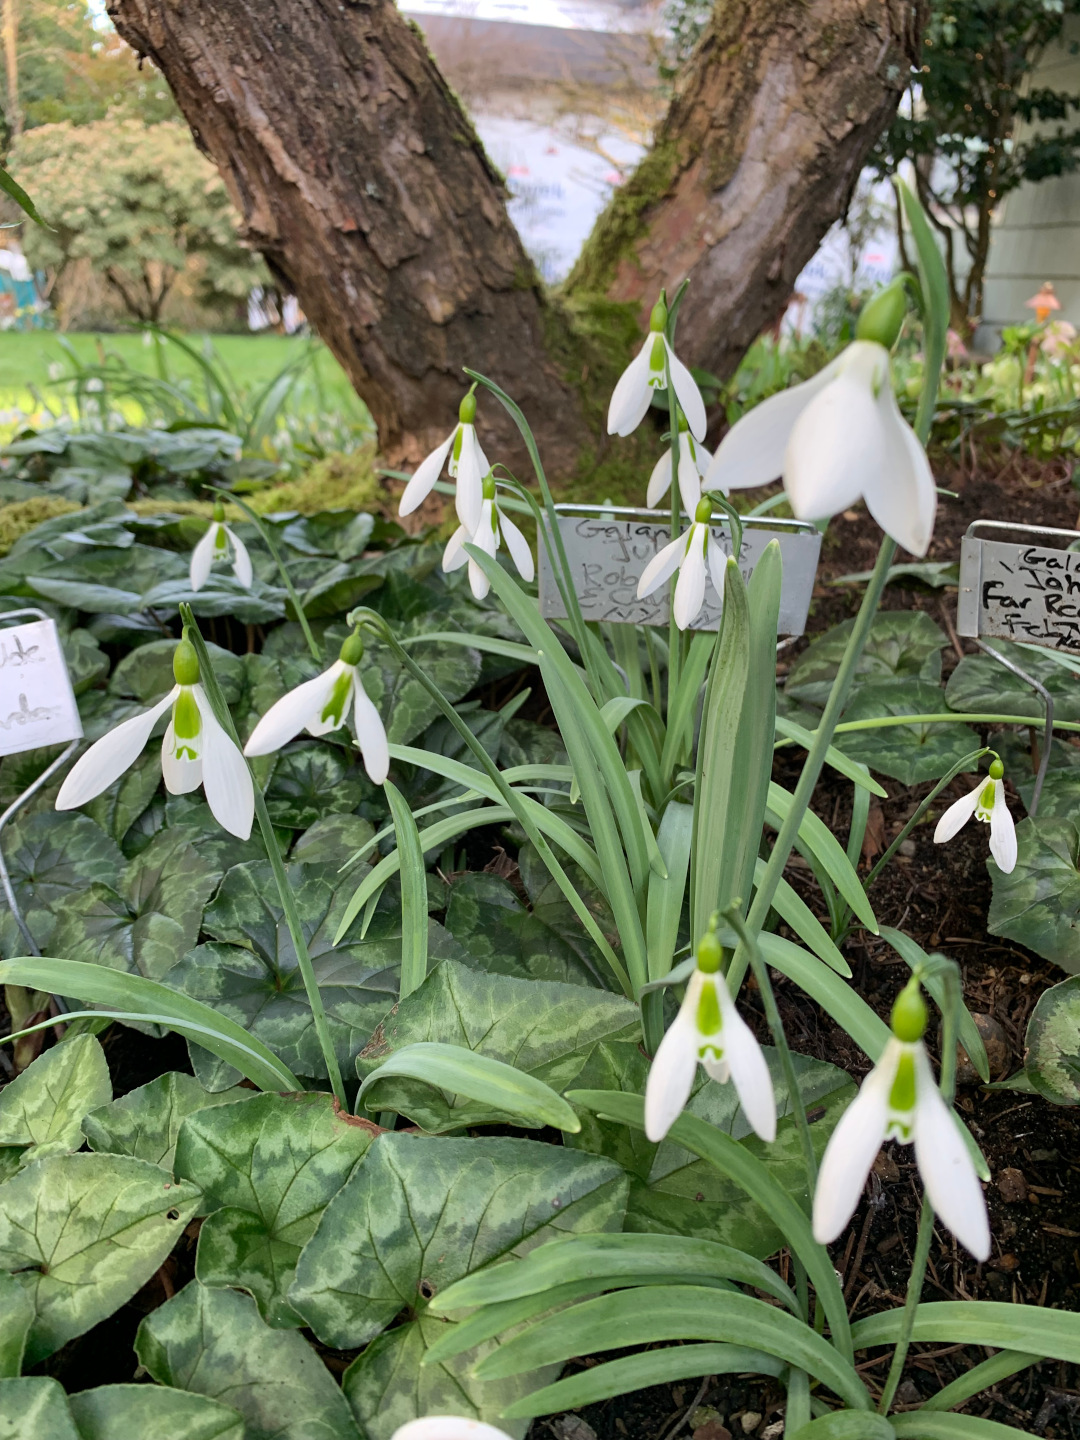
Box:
left=109, top=0, right=921, bottom=475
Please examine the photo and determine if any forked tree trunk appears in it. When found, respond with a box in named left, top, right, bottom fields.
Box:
left=108, top=0, right=921, bottom=474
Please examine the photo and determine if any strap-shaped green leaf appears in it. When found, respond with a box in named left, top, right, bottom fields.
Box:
left=757, top=860, right=851, bottom=977
left=384, top=780, right=428, bottom=1000
left=789, top=1413, right=895, bottom=1440
left=892, top=1414, right=1041, bottom=1440
left=921, top=1350, right=1041, bottom=1414
left=852, top=1301, right=1080, bottom=1363
left=774, top=716, right=888, bottom=797
left=758, top=934, right=889, bottom=1060
left=768, top=782, right=879, bottom=930
left=357, top=1041, right=581, bottom=1133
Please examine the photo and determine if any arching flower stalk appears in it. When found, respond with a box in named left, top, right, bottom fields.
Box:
left=245, top=631, right=389, bottom=784
left=56, top=636, right=254, bottom=839
left=190, top=499, right=253, bottom=592
left=442, top=472, right=534, bottom=601
left=399, top=388, right=488, bottom=533
left=933, top=758, right=1017, bottom=874
left=637, top=496, right=726, bottom=629
left=607, top=296, right=707, bottom=443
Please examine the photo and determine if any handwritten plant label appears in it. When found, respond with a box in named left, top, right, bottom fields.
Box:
left=958, top=527, right=1080, bottom=651
left=0, top=620, right=83, bottom=756
left=538, top=511, right=822, bottom=634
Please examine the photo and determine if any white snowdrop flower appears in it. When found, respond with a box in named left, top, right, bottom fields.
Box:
left=442, top=472, right=534, bottom=601
left=933, top=759, right=1016, bottom=874
left=244, top=631, right=389, bottom=784
left=56, top=637, right=253, bottom=839
left=190, top=499, right=254, bottom=592
left=813, top=979, right=990, bottom=1261
left=645, top=928, right=776, bottom=1144
left=637, top=496, right=726, bottom=630
left=705, top=281, right=936, bottom=557
left=608, top=296, right=707, bottom=442
left=399, top=389, right=488, bottom=534
left=647, top=413, right=715, bottom=515
left=390, top=1420, right=513, bottom=1440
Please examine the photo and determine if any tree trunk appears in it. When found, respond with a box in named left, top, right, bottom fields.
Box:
left=108, top=0, right=921, bottom=474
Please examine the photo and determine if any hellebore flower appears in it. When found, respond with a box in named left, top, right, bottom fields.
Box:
left=645, top=928, right=776, bottom=1144
left=607, top=297, right=707, bottom=442
left=56, top=637, right=253, bottom=839
left=442, top=472, right=534, bottom=601
left=705, top=281, right=936, bottom=557
left=933, top=758, right=1016, bottom=874
left=244, top=631, right=388, bottom=784
left=812, top=978, right=990, bottom=1260
left=637, top=496, right=726, bottom=629
left=190, top=500, right=253, bottom=592
left=390, top=1421, right=513, bottom=1440
left=647, top=414, right=715, bottom=515
left=399, top=390, right=488, bottom=533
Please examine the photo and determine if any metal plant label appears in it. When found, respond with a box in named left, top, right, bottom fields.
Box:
left=538, top=507, right=821, bottom=634
left=958, top=522, right=1080, bottom=652
left=0, top=619, right=83, bottom=756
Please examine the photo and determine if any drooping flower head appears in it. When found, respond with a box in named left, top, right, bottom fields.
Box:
left=607, top=295, right=707, bottom=442
left=647, top=413, right=714, bottom=515
left=645, top=923, right=776, bottom=1144
left=245, top=630, right=389, bottom=784
left=637, top=495, right=727, bottom=630
left=190, top=499, right=254, bottom=592
left=705, top=279, right=937, bottom=557
left=812, top=976, right=990, bottom=1260
left=56, top=636, right=254, bottom=839
left=933, top=758, right=1016, bottom=874
left=399, top=388, right=488, bottom=534
left=442, top=471, right=534, bottom=601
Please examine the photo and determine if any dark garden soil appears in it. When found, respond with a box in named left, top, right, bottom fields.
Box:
left=8, top=445, right=1080, bottom=1438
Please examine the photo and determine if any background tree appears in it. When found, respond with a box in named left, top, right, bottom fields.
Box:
left=870, top=0, right=1080, bottom=335
left=10, top=118, right=267, bottom=323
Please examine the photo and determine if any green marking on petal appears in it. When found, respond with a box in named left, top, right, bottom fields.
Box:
left=696, top=977, right=722, bottom=1036
left=320, top=668, right=354, bottom=727
left=887, top=1049, right=917, bottom=1113
left=214, top=525, right=228, bottom=553
left=649, top=332, right=666, bottom=373
left=452, top=425, right=464, bottom=463
left=172, top=687, right=201, bottom=758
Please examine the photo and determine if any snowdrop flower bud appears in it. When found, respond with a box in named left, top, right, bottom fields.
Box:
left=399, top=389, right=489, bottom=534
left=391, top=1420, right=513, bottom=1440
left=190, top=499, right=254, bottom=592
left=705, top=280, right=936, bottom=557
left=812, top=977, right=990, bottom=1260
left=442, top=471, right=534, bottom=601
left=637, top=496, right=727, bottom=629
left=933, top=759, right=1016, bottom=874
left=56, top=636, right=254, bottom=838
left=607, top=295, right=707, bottom=442
left=644, top=925, right=776, bottom=1144
left=244, top=630, right=389, bottom=784
left=647, top=412, right=716, bottom=514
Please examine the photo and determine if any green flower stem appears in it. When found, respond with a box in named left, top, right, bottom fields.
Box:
left=862, top=747, right=989, bottom=894
left=665, top=358, right=683, bottom=710
left=207, top=485, right=322, bottom=664
left=775, top=712, right=1080, bottom=740
left=726, top=534, right=898, bottom=996
left=179, top=605, right=347, bottom=1106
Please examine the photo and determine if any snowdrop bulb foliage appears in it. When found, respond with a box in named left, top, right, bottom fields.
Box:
left=56, top=637, right=254, bottom=839
left=442, top=472, right=534, bottom=600
left=390, top=1421, right=513, bottom=1440
left=812, top=979, right=990, bottom=1261
left=933, top=758, right=1016, bottom=874
left=637, top=497, right=727, bottom=629
left=647, top=414, right=715, bottom=515
left=190, top=500, right=253, bottom=592
left=399, top=390, right=488, bottom=533
left=705, top=281, right=937, bottom=557
left=607, top=297, right=707, bottom=442
left=645, top=928, right=776, bottom=1144
left=244, top=631, right=389, bottom=784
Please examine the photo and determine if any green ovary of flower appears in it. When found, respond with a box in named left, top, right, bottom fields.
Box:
left=172, top=638, right=200, bottom=686
left=172, top=687, right=201, bottom=761
left=888, top=1050, right=917, bottom=1114
left=459, top=390, right=477, bottom=425
left=649, top=297, right=668, bottom=333
left=696, top=978, right=722, bottom=1036
left=482, top=472, right=497, bottom=502
left=320, top=668, right=354, bottom=727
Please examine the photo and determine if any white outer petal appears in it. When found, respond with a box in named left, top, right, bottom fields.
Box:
left=706, top=534, right=727, bottom=606
left=352, top=672, right=389, bottom=784
left=783, top=348, right=888, bottom=522
left=678, top=433, right=707, bottom=514
left=912, top=1046, right=990, bottom=1261
left=454, top=426, right=486, bottom=534
left=989, top=778, right=1017, bottom=874
left=225, top=527, right=254, bottom=589
left=665, top=340, right=707, bottom=441
left=399, top=431, right=454, bottom=516
left=705, top=354, right=843, bottom=493
left=861, top=383, right=938, bottom=557
left=442, top=526, right=470, bottom=573
left=812, top=1040, right=899, bottom=1244
left=500, top=511, right=535, bottom=582
left=244, top=665, right=342, bottom=754
left=56, top=687, right=178, bottom=809
left=189, top=523, right=218, bottom=592
left=637, top=533, right=685, bottom=599
left=194, top=686, right=254, bottom=840
left=161, top=718, right=203, bottom=794
left=607, top=343, right=654, bottom=437
left=467, top=499, right=498, bottom=600
left=933, top=787, right=981, bottom=845
left=717, top=978, right=776, bottom=1142
left=391, top=1420, right=514, bottom=1440
left=647, top=448, right=673, bottom=509
left=644, top=972, right=705, bottom=1142
left=672, top=526, right=707, bottom=629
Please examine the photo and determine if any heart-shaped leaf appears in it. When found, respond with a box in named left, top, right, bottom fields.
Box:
left=988, top=817, right=1080, bottom=971
left=82, top=1072, right=252, bottom=1171
left=443, top=873, right=606, bottom=987
left=264, top=744, right=370, bottom=829
left=0, top=811, right=123, bottom=956
left=836, top=680, right=980, bottom=784
left=0, top=1034, right=111, bottom=1157
left=69, top=1385, right=246, bottom=1440
left=785, top=612, right=947, bottom=707
left=946, top=650, right=1080, bottom=723
left=0, top=1273, right=34, bottom=1378
left=0, top=1377, right=80, bottom=1439
left=1025, top=976, right=1080, bottom=1105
